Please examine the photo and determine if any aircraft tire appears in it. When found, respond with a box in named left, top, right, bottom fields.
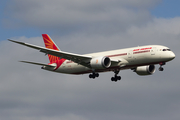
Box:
left=95, top=73, right=99, bottom=77
left=117, top=76, right=121, bottom=80
left=159, top=67, right=164, bottom=71
left=111, top=77, right=117, bottom=82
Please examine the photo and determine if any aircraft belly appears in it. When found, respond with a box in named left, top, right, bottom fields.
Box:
left=55, top=63, right=89, bottom=74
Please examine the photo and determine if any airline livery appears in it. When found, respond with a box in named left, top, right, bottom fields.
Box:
left=8, top=34, right=175, bottom=82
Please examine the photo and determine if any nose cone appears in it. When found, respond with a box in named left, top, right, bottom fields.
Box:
left=169, top=52, right=175, bottom=60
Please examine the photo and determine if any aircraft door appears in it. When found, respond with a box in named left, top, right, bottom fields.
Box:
left=151, top=47, right=156, bottom=56
left=128, top=51, right=132, bottom=58
left=128, top=50, right=135, bottom=63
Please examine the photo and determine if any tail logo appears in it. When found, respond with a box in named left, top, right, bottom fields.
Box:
left=44, top=37, right=59, bottom=51
left=42, top=34, right=64, bottom=64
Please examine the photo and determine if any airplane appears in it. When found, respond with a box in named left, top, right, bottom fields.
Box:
left=8, top=34, right=175, bottom=82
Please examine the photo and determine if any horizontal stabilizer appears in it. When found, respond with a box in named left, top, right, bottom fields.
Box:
left=20, top=61, right=56, bottom=67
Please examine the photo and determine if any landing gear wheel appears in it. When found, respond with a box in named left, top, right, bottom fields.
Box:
left=111, top=77, right=117, bottom=82
left=111, top=76, right=121, bottom=82
left=117, top=76, right=121, bottom=80
left=159, top=67, right=164, bottom=71
left=111, top=77, right=115, bottom=82
left=89, top=73, right=99, bottom=79
left=89, top=74, right=93, bottom=78
left=95, top=73, right=99, bottom=77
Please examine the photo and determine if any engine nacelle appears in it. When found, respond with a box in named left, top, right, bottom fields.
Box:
left=90, top=56, right=111, bottom=69
left=135, top=65, right=155, bottom=76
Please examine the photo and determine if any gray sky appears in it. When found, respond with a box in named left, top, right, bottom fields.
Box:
left=0, top=0, right=180, bottom=120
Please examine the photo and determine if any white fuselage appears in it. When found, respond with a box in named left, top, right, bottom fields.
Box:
left=52, top=45, right=175, bottom=74
left=9, top=34, right=175, bottom=80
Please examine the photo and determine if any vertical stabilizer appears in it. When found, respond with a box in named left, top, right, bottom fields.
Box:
left=42, top=34, right=60, bottom=63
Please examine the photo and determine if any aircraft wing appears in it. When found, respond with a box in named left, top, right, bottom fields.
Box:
left=8, top=39, right=125, bottom=68
left=8, top=39, right=93, bottom=68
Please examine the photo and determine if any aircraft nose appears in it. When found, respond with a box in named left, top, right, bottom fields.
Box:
left=169, top=52, right=175, bottom=60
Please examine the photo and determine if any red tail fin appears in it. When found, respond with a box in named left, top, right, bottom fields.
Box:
left=42, top=34, right=60, bottom=63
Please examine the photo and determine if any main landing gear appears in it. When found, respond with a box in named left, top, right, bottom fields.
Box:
left=111, top=70, right=121, bottom=82
left=89, top=70, right=121, bottom=82
left=159, top=62, right=166, bottom=71
left=89, top=72, right=99, bottom=79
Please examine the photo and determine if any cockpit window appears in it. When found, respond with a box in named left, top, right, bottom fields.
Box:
left=163, top=49, right=171, bottom=51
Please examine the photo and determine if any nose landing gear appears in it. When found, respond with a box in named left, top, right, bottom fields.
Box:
left=159, top=62, right=166, bottom=71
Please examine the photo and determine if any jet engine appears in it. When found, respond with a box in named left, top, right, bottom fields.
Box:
left=135, top=65, right=155, bottom=75
left=90, top=56, right=111, bottom=69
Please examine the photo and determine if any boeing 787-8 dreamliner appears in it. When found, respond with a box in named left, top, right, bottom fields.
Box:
left=9, top=34, right=175, bottom=82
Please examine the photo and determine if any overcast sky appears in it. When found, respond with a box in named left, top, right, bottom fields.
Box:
left=0, top=0, right=180, bottom=120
